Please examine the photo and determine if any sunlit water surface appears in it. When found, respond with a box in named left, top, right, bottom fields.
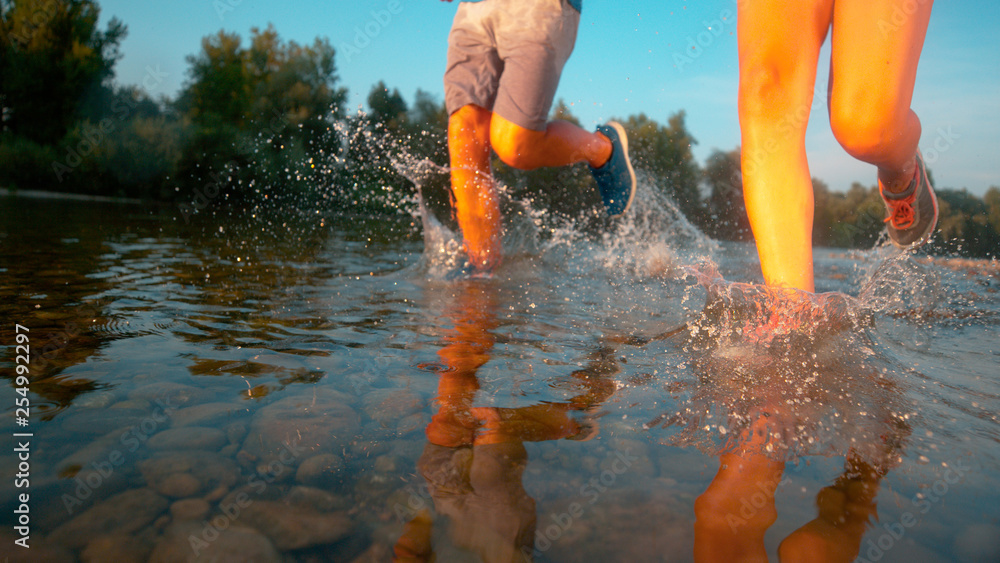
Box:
left=1, top=187, right=998, bottom=562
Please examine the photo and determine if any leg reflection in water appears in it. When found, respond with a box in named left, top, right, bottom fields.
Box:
left=693, top=387, right=907, bottom=562
left=694, top=414, right=785, bottom=563
left=394, top=280, right=617, bottom=562
left=674, top=278, right=912, bottom=563
left=778, top=456, right=887, bottom=562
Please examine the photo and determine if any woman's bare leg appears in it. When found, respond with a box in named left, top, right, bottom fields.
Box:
left=738, top=0, right=835, bottom=292
left=827, top=0, right=933, bottom=193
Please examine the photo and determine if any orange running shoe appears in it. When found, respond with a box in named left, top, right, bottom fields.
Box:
left=879, top=150, right=939, bottom=249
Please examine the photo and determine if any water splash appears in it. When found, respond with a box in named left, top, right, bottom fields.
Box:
left=231, top=116, right=991, bottom=475
left=644, top=264, right=912, bottom=468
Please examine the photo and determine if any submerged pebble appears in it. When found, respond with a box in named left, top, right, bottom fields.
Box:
left=296, top=453, right=346, bottom=488
left=237, top=500, right=353, bottom=550
left=0, top=532, right=75, bottom=563
left=127, top=381, right=200, bottom=407
left=147, top=426, right=227, bottom=451
left=954, top=523, right=1000, bottom=561
left=362, top=388, right=424, bottom=427
left=139, top=451, right=240, bottom=499
left=48, top=488, right=168, bottom=549
left=81, top=533, right=152, bottom=563
left=60, top=408, right=149, bottom=436
left=170, top=402, right=247, bottom=428
left=150, top=522, right=281, bottom=563
left=239, top=389, right=360, bottom=473
left=170, top=498, right=211, bottom=521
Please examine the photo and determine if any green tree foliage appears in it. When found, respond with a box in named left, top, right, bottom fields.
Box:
left=2, top=1, right=997, bottom=257
left=0, top=0, right=158, bottom=196
left=325, top=82, right=413, bottom=214
left=985, top=187, right=1000, bottom=234
left=367, top=81, right=408, bottom=130
left=179, top=30, right=249, bottom=129
left=1, top=0, right=126, bottom=143
left=52, top=86, right=183, bottom=199
left=410, top=89, right=448, bottom=132
left=811, top=177, right=834, bottom=245
left=174, top=25, right=348, bottom=203
left=407, top=88, right=448, bottom=164
left=931, top=189, right=1000, bottom=258
left=622, top=111, right=702, bottom=222
left=703, top=148, right=750, bottom=240
left=816, top=182, right=885, bottom=248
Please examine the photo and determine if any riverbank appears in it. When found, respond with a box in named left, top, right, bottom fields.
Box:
left=1, top=188, right=144, bottom=205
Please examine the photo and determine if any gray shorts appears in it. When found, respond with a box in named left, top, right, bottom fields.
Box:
left=444, top=0, right=580, bottom=131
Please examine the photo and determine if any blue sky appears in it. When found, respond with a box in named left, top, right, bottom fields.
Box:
left=99, top=0, right=999, bottom=196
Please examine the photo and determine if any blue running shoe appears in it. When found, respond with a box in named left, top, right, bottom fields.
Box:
left=590, top=121, right=637, bottom=217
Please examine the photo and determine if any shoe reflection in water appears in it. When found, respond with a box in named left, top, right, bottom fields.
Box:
left=694, top=418, right=897, bottom=562
left=394, top=280, right=616, bottom=562
left=693, top=380, right=907, bottom=562
left=678, top=279, right=911, bottom=562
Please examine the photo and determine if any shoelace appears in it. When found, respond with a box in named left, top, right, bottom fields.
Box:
left=883, top=166, right=921, bottom=230
left=883, top=194, right=916, bottom=230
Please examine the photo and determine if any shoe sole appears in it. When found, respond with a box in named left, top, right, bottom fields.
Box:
left=606, top=121, right=637, bottom=218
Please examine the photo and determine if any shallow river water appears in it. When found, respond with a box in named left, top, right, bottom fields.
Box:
left=1, top=186, right=999, bottom=562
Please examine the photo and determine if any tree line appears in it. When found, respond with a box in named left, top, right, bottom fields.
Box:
left=2, top=0, right=997, bottom=257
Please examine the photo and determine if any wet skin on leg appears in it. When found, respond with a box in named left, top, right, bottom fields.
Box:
left=449, top=105, right=502, bottom=272
left=738, top=0, right=933, bottom=292
left=448, top=104, right=612, bottom=272
left=738, top=0, right=833, bottom=293
left=828, top=0, right=932, bottom=195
